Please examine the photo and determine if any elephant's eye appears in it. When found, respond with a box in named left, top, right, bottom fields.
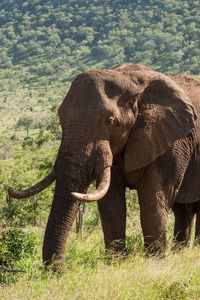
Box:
left=125, top=95, right=138, bottom=114
left=105, top=116, right=118, bottom=128
left=122, top=98, right=134, bottom=109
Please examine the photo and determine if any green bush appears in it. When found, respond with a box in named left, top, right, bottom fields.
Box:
left=0, top=227, right=38, bottom=283
left=0, top=227, right=37, bottom=266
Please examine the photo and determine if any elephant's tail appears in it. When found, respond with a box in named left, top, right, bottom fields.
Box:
left=6, top=171, right=55, bottom=199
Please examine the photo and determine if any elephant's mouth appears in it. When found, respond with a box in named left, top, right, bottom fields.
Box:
left=67, top=134, right=113, bottom=201
left=71, top=165, right=111, bottom=202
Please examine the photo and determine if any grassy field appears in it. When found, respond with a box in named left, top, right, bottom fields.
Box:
left=0, top=68, right=66, bottom=140
left=1, top=204, right=200, bottom=300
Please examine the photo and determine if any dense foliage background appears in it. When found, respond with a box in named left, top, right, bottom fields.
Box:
left=1, top=0, right=200, bottom=79
left=1, top=1, right=200, bottom=298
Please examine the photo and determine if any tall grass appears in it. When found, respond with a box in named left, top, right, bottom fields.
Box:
left=1, top=209, right=200, bottom=300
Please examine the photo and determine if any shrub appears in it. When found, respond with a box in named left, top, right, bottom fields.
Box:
left=0, top=227, right=37, bottom=266
left=0, top=227, right=38, bottom=283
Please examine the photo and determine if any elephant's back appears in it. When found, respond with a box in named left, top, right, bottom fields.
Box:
left=171, top=73, right=200, bottom=109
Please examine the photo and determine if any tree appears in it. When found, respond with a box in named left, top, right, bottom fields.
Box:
left=16, top=116, right=33, bottom=137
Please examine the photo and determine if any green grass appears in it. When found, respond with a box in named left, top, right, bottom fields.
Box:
left=0, top=67, right=66, bottom=140
left=1, top=213, right=200, bottom=300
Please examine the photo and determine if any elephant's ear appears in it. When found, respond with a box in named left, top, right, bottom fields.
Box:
left=124, top=75, right=196, bottom=172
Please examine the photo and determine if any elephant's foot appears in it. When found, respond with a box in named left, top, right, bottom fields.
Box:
left=144, top=235, right=167, bottom=257
left=43, top=258, right=67, bottom=274
left=105, top=239, right=127, bottom=256
left=172, top=239, right=189, bottom=252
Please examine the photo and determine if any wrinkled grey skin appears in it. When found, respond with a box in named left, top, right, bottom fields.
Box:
left=99, top=65, right=200, bottom=253
left=8, top=63, right=200, bottom=268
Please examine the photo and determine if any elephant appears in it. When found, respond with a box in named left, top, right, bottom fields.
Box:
left=8, top=63, right=200, bottom=268
left=172, top=201, right=200, bottom=246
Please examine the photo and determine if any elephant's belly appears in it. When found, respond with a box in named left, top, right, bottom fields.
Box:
left=170, top=142, right=200, bottom=204
left=122, top=168, right=145, bottom=189
left=175, top=172, right=200, bottom=204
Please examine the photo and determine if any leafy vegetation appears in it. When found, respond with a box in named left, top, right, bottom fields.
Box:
left=0, top=227, right=38, bottom=284
left=0, top=0, right=200, bottom=79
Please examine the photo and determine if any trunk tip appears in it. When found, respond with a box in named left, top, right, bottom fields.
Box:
left=5, top=185, right=13, bottom=196
left=5, top=185, right=22, bottom=199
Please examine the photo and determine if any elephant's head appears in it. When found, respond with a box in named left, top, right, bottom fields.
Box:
left=8, top=64, right=196, bottom=267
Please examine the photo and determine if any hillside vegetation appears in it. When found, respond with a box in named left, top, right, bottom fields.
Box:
left=1, top=0, right=200, bottom=79
left=0, top=0, right=200, bottom=135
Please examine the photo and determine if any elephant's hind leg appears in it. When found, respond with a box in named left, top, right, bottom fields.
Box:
left=172, top=202, right=196, bottom=248
left=195, top=201, right=200, bottom=244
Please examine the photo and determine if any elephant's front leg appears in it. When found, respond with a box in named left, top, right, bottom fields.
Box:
left=137, top=165, right=169, bottom=255
left=98, top=169, right=126, bottom=252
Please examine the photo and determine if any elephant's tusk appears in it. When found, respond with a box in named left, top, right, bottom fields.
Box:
left=7, top=171, right=56, bottom=199
left=71, top=167, right=111, bottom=202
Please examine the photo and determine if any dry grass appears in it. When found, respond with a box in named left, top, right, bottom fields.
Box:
left=1, top=221, right=200, bottom=300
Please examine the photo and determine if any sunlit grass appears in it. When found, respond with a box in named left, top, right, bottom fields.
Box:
left=1, top=239, right=200, bottom=300
left=1, top=211, right=200, bottom=300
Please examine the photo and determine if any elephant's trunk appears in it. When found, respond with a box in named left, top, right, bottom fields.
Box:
left=43, top=130, right=112, bottom=266
left=7, top=171, right=55, bottom=199
left=42, top=184, right=80, bottom=267
left=42, top=158, right=92, bottom=267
